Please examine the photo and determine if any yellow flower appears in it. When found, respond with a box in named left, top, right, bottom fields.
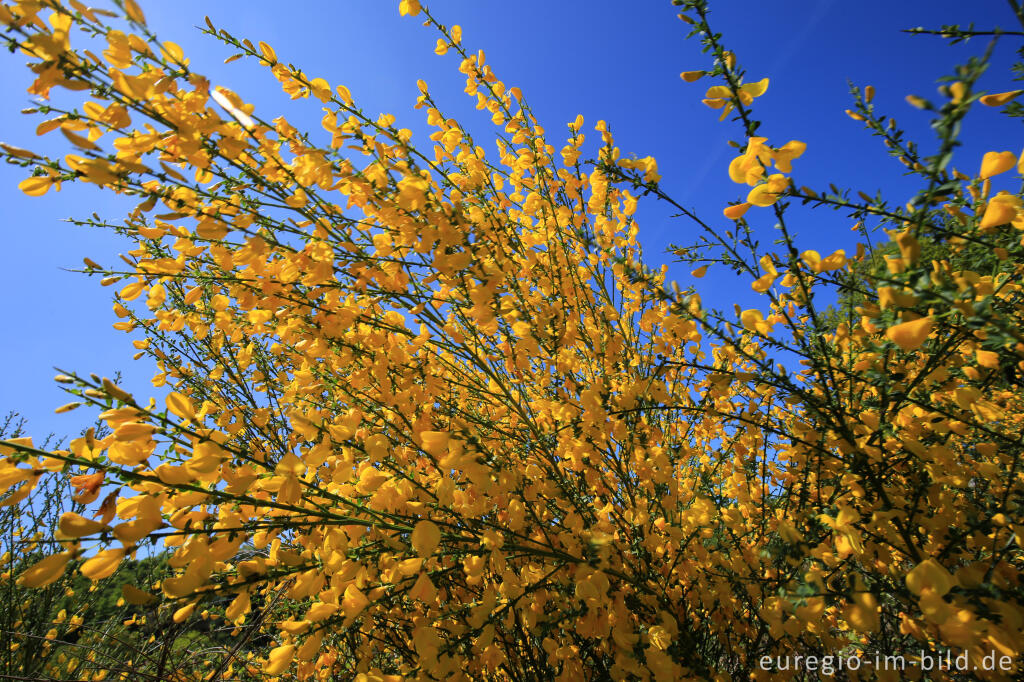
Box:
left=980, top=151, right=1017, bottom=178
left=772, top=140, right=806, bottom=173
left=740, top=309, right=774, bottom=334
left=342, top=584, right=370, bottom=618
left=751, top=254, right=777, bottom=292
left=979, top=191, right=1022, bottom=229
left=906, top=559, right=957, bottom=597
left=19, top=552, right=74, bottom=588
left=265, top=644, right=296, bottom=676
left=398, top=0, right=422, bottom=16
left=702, top=78, right=769, bottom=120
left=885, top=317, right=933, bottom=351
left=122, top=584, right=156, bottom=605
left=728, top=137, right=771, bottom=185
left=411, top=520, right=441, bottom=557
left=18, top=175, right=55, bottom=197
left=747, top=173, right=789, bottom=207
left=80, top=548, right=126, bottom=581
left=723, top=202, right=751, bottom=220
left=980, top=89, right=1024, bottom=106
left=57, top=512, right=105, bottom=539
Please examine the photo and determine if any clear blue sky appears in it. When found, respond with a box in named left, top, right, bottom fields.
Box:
left=0, top=0, right=1018, bottom=442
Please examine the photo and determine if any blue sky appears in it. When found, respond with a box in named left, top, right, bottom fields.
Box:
left=0, top=0, right=1019, bottom=442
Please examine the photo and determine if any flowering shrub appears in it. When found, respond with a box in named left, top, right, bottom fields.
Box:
left=1, top=0, right=1023, bottom=679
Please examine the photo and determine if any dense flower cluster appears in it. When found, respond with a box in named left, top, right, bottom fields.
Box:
left=1, top=0, right=1023, bottom=679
